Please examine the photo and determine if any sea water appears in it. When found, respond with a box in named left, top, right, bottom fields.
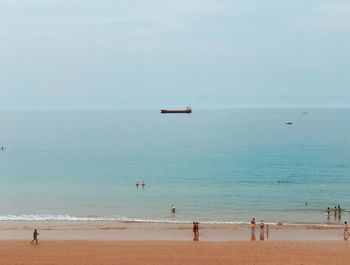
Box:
left=0, top=108, right=349, bottom=224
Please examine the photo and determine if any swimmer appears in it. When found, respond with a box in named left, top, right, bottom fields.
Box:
left=141, top=181, right=145, bottom=187
left=136, top=181, right=139, bottom=188
left=171, top=204, right=176, bottom=214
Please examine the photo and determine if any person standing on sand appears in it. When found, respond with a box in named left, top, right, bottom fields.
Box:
left=266, top=224, right=269, bottom=240
left=31, top=229, right=39, bottom=245
left=250, top=218, right=256, bottom=241
left=192, top=222, right=196, bottom=241
left=195, top=222, right=199, bottom=241
left=344, top=221, right=349, bottom=240
left=259, top=220, right=265, bottom=241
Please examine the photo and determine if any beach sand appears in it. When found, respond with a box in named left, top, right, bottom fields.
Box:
left=1, top=221, right=349, bottom=264
left=1, top=240, right=349, bottom=265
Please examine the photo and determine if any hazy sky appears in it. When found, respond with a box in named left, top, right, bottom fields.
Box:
left=1, top=0, right=350, bottom=109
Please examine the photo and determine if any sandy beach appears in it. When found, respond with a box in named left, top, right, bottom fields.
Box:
left=1, top=221, right=349, bottom=264
left=1, top=240, right=349, bottom=265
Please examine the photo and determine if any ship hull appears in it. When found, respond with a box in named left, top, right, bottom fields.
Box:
left=161, top=110, right=192, bottom=114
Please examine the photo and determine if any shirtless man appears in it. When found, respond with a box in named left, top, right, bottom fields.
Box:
left=31, top=229, right=39, bottom=245
left=192, top=222, right=197, bottom=241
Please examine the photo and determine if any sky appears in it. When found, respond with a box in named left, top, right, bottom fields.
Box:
left=1, top=0, right=350, bottom=109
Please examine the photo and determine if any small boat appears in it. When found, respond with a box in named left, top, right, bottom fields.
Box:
left=285, top=122, right=293, bottom=125
left=161, top=107, right=192, bottom=114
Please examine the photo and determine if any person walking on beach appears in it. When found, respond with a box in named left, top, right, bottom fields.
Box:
left=259, top=220, right=265, bottom=241
left=250, top=218, right=256, bottom=241
left=31, top=229, right=39, bottom=245
left=344, top=221, right=349, bottom=240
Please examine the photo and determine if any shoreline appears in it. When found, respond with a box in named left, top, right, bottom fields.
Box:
left=0, top=221, right=346, bottom=241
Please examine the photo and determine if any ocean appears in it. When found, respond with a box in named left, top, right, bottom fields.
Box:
left=0, top=108, right=349, bottom=224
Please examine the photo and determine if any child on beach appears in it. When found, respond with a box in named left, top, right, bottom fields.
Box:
left=31, top=229, right=39, bottom=245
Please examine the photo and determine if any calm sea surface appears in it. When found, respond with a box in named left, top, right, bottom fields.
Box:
left=0, top=109, right=349, bottom=224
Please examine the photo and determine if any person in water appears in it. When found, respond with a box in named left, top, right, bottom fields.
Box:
left=141, top=181, right=145, bottom=187
left=31, top=229, right=39, bottom=245
left=326, top=207, right=330, bottom=219
left=334, top=206, right=338, bottom=219
left=136, top=181, right=139, bottom=188
left=338, top=205, right=342, bottom=220
left=171, top=205, right=176, bottom=214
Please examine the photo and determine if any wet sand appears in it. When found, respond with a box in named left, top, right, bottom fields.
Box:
left=1, top=240, right=349, bottom=265
left=0, top=221, right=346, bottom=241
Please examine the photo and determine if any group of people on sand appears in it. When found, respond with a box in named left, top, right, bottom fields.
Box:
left=326, top=205, right=342, bottom=220
left=192, top=222, right=200, bottom=241
left=250, top=218, right=269, bottom=241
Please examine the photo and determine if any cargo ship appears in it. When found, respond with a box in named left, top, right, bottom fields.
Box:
left=160, top=107, right=192, bottom=114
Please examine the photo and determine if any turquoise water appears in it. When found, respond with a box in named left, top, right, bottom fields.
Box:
left=0, top=109, right=349, bottom=224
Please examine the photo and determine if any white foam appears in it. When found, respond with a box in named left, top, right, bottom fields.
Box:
left=0, top=214, right=252, bottom=224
